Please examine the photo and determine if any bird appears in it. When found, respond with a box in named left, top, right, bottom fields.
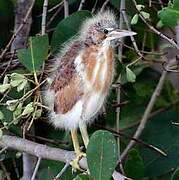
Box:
left=44, top=11, right=136, bottom=169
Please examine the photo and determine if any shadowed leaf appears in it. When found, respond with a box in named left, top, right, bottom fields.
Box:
left=87, top=130, right=117, bottom=180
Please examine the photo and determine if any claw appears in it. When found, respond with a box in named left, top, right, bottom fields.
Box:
left=70, top=152, right=86, bottom=171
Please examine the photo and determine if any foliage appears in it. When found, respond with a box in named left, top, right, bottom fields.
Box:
left=87, top=130, right=117, bottom=180
left=0, top=0, right=179, bottom=179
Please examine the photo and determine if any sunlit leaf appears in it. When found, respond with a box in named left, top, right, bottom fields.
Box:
left=126, top=67, right=136, bottom=82
left=22, top=102, right=34, bottom=116
left=0, top=84, right=11, bottom=93
left=131, top=14, right=139, bottom=25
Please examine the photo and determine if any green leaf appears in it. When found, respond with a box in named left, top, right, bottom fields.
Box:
left=17, top=35, right=49, bottom=71
left=22, top=102, right=34, bottom=116
left=139, top=110, right=179, bottom=177
left=3, top=75, right=9, bottom=84
left=74, top=173, right=92, bottom=180
left=171, top=167, right=179, bottom=180
left=126, top=67, right=136, bottom=82
left=0, top=129, right=3, bottom=139
left=13, top=102, right=23, bottom=118
left=87, top=130, right=117, bottom=180
left=0, top=84, right=11, bottom=93
left=17, top=80, right=28, bottom=92
left=34, top=109, right=42, bottom=119
left=6, top=100, right=19, bottom=111
left=131, top=14, right=139, bottom=25
left=140, top=11, right=150, bottom=19
left=158, top=0, right=179, bottom=27
left=0, top=111, right=4, bottom=120
left=124, top=149, right=145, bottom=180
left=136, top=4, right=145, bottom=11
left=51, top=10, right=92, bottom=54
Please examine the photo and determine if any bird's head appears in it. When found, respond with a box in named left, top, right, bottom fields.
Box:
left=80, top=11, right=136, bottom=46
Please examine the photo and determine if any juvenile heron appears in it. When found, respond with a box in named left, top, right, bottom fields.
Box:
left=44, top=11, right=136, bottom=169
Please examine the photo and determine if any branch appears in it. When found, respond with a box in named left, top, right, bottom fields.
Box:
left=119, top=0, right=179, bottom=162
left=11, top=0, right=33, bottom=51
left=0, top=0, right=35, bottom=60
left=121, top=9, right=143, bottom=57
left=64, top=0, right=69, bottom=18
left=132, top=0, right=179, bottom=50
left=41, top=0, right=48, bottom=35
left=120, top=68, right=168, bottom=161
left=0, top=135, right=122, bottom=179
left=100, top=0, right=110, bottom=12
left=78, top=0, right=86, bottom=11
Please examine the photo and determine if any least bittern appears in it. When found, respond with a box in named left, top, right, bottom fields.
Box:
left=44, top=11, right=136, bottom=169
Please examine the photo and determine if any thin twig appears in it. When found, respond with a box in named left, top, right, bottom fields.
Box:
left=64, top=0, right=69, bottom=18
left=31, top=157, right=42, bottom=180
left=100, top=0, right=110, bottom=12
left=41, top=0, right=48, bottom=35
left=95, top=124, right=167, bottom=157
left=54, top=163, right=70, bottom=180
left=132, top=0, right=179, bottom=50
left=120, top=69, right=168, bottom=161
left=121, top=8, right=143, bottom=57
left=78, top=0, right=86, bottom=11
left=47, top=5, right=63, bottom=27
left=47, top=1, right=64, bottom=13
left=0, top=146, right=7, bottom=154
left=0, top=162, right=11, bottom=180
left=0, top=0, right=35, bottom=60
left=92, top=0, right=98, bottom=13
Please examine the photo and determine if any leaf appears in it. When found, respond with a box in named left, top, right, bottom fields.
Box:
left=136, top=4, right=145, bottom=11
left=124, top=149, right=145, bottom=180
left=139, top=110, right=179, bottom=177
left=0, top=111, right=4, bottom=120
left=34, top=109, right=42, bottom=119
left=6, top=100, right=19, bottom=111
left=131, top=14, right=139, bottom=25
left=0, top=129, right=3, bottom=139
left=51, top=10, right=92, bottom=54
left=17, top=35, right=49, bottom=71
left=22, top=102, right=34, bottom=116
left=74, top=173, right=92, bottom=180
left=87, top=130, right=117, bottom=180
left=3, top=75, right=9, bottom=84
left=0, top=84, right=11, bottom=93
left=126, top=67, right=136, bottom=82
left=13, top=102, right=23, bottom=118
left=171, top=167, right=179, bottom=180
left=158, top=0, right=179, bottom=27
left=38, top=160, right=72, bottom=180
left=140, top=11, right=150, bottom=19
left=17, top=80, right=28, bottom=92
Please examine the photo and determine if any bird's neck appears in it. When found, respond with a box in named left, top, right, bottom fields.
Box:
left=81, top=42, right=115, bottom=93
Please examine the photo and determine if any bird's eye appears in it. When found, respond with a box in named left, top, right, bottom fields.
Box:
left=103, top=29, right=108, bottom=34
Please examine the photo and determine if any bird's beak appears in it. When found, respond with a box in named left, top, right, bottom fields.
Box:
left=107, top=29, right=137, bottom=40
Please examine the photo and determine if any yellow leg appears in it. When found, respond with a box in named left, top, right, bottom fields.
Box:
left=71, top=129, right=81, bottom=154
left=70, top=129, right=86, bottom=171
left=79, top=123, right=89, bottom=149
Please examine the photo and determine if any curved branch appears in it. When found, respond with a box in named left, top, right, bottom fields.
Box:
left=0, top=135, right=124, bottom=179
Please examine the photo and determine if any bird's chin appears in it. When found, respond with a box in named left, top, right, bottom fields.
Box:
left=105, top=38, right=121, bottom=48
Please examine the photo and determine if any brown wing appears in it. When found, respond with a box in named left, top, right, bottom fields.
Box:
left=50, top=41, right=84, bottom=114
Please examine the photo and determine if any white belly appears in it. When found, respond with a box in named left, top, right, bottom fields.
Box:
left=82, top=92, right=105, bottom=123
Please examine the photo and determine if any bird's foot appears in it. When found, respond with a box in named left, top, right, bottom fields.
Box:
left=70, top=151, right=86, bottom=171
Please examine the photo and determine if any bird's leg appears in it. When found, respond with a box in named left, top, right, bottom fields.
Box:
left=79, top=122, right=89, bottom=149
left=70, top=129, right=86, bottom=171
